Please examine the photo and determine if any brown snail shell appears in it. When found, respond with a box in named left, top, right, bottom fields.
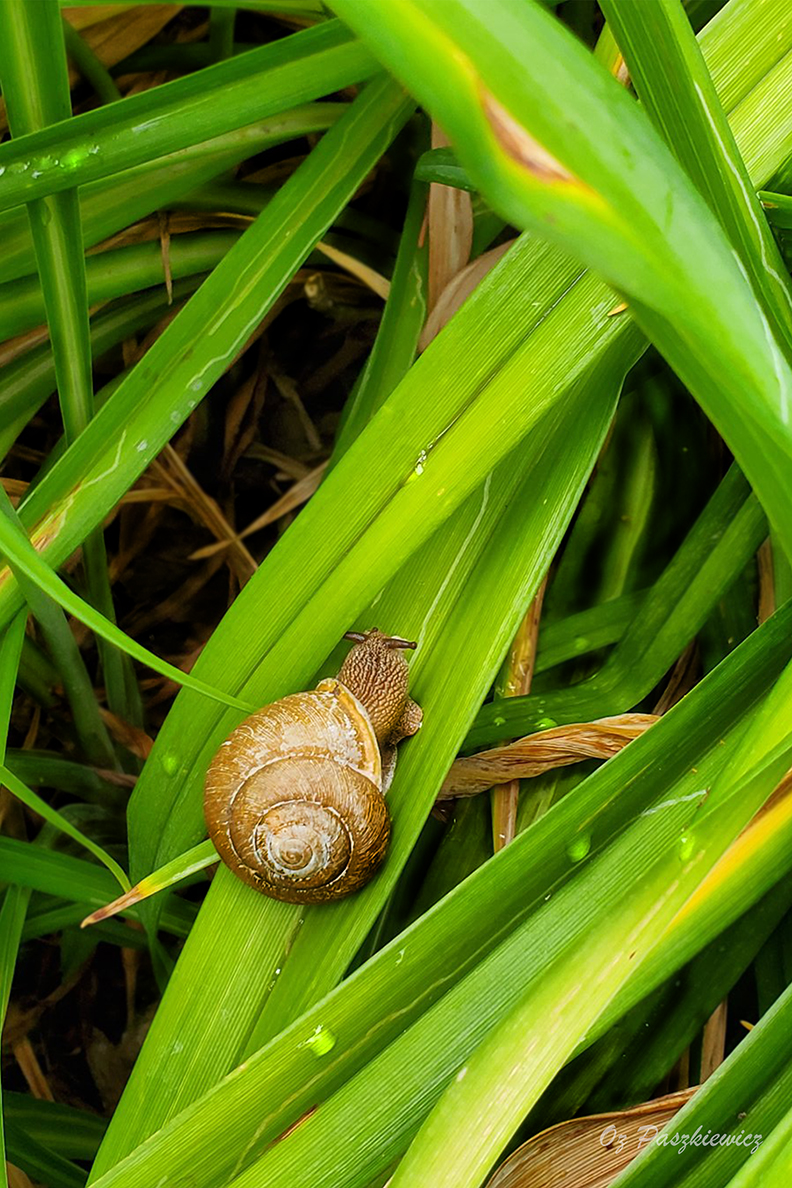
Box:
left=204, top=631, right=421, bottom=904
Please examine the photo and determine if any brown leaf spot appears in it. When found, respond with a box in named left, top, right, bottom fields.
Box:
left=481, top=88, right=575, bottom=184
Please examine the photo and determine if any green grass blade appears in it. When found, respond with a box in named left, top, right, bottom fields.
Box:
left=332, top=158, right=429, bottom=457
left=0, top=0, right=138, bottom=729
left=0, top=231, right=239, bottom=341
left=3, top=1093, right=105, bottom=1163
left=62, top=18, right=122, bottom=104
left=0, top=279, right=202, bottom=461
left=609, top=982, right=792, bottom=1186
left=0, top=22, right=377, bottom=213
left=329, top=0, right=792, bottom=559
left=0, top=80, right=412, bottom=634
left=469, top=464, right=764, bottom=747
left=0, top=763, right=130, bottom=889
left=0, top=837, right=196, bottom=936
left=384, top=725, right=792, bottom=1187
left=80, top=598, right=792, bottom=1188
left=0, top=498, right=257, bottom=714
left=0, top=490, right=118, bottom=769
left=0, top=102, right=342, bottom=287
left=601, top=0, right=792, bottom=347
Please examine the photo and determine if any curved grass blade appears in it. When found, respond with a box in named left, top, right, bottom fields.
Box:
left=0, top=763, right=129, bottom=890
left=329, top=0, right=792, bottom=559
left=81, top=840, right=218, bottom=928
left=0, top=507, right=256, bottom=714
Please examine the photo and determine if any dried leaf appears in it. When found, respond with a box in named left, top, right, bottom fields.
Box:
left=486, top=1088, right=696, bottom=1187
left=441, top=714, right=658, bottom=799
left=428, top=124, right=473, bottom=311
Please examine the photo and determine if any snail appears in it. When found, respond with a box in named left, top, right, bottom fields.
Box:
left=204, top=629, right=422, bottom=904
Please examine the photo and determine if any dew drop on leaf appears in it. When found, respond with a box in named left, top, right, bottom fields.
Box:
left=567, top=833, right=591, bottom=862
left=304, top=1025, right=336, bottom=1056
left=677, top=832, right=696, bottom=862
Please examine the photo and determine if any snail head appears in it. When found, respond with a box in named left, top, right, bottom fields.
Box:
left=340, top=629, right=417, bottom=743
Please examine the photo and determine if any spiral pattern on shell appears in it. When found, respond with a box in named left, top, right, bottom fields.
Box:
left=204, top=681, right=390, bottom=904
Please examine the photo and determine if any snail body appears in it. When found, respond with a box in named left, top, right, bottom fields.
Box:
left=204, top=630, right=422, bottom=904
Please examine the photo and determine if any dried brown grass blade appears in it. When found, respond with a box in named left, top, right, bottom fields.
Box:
left=189, top=463, right=327, bottom=560
left=440, top=714, right=658, bottom=799
left=427, top=123, right=473, bottom=312
left=6, top=1165, right=35, bottom=1188
left=64, top=5, right=183, bottom=71
left=492, top=575, right=548, bottom=851
left=420, top=240, right=514, bottom=349
left=486, top=1088, right=696, bottom=1188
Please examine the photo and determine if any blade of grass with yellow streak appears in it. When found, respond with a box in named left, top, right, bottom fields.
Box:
left=247, top=722, right=792, bottom=1188
left=80, top=841, right=218, bottom=928
left=385, top=667, right=792, bottom=1188
left=329, top=0, right=792, bottom=560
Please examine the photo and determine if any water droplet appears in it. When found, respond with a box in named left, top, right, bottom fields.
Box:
left=303, top=1025, right=336, bottom=1056
left=88, top=144, right=100, bottom=156
left=35, top=154, right=57, bottom=170
left=409, top=449, right=428, bottom=478
left=0, top=167, right=5, bottom=177
left=535, top=717, right=558, bottom=730
left=567, top=833, right=591, bottom=863
left=573, top=636, right=589, bottom=652
left=136, top=440, right=148, bottom=452
left=543, top=891, right=552, bottom=902
left=60, top=147, right=88, bottom=169
left=9, top=160, right=30, bottom=175
left=161, top=754, right=179, bottom=776
left=677, top=832, right=696, bottom=862
left=395, top=949, right=405, bottom=966
left=189, top=379, right=203, bottom=392
left=456, top=1066, right=468, bottom=1082
left=30, top=170, right=42, bottom=179
left=493, top=715, right=506, bottom=727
